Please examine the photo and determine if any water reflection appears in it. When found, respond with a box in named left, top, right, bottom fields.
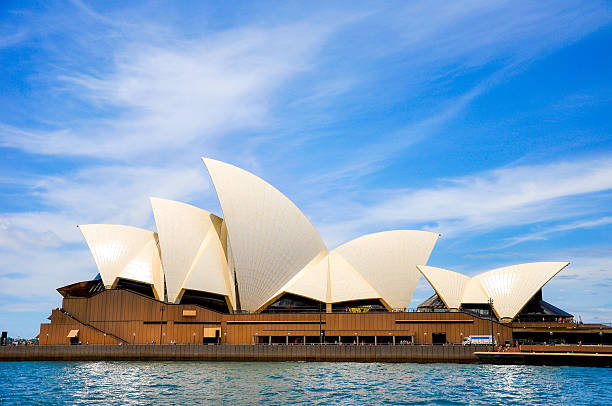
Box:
left=0, top=361, right=609, bottom=405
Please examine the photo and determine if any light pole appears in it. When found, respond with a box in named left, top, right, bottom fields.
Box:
left=319, top=301, right=322, bottom=345
left=46, top=333, right=48, bottom=345
left=103, top=333, right=106, bottom=346
left=132, top=333, right=136, bottom=345
left=488, top=298, right=494, bottom=352
left=600, top=330, right=604, bottom=346
left=193, top=332, right=196, bottom=345
left=160, top=305, right=165, bottom=345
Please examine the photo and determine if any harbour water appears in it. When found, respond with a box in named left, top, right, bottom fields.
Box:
left=0, top=361, right=609, bottom=405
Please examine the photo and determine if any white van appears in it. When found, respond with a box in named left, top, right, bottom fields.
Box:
left=462, top=335, right=496, bottom=345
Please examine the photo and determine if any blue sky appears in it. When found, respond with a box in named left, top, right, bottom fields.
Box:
left=1, top=1, right=612, bottom=337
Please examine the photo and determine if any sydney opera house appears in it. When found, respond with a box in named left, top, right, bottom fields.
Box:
left=39, top=158, right=606, bottom=346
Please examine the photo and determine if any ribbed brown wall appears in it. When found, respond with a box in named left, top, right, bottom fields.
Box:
left=40, top=290, right=513, bottom=346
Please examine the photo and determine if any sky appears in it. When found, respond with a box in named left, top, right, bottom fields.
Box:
left=1, top=0, right=612, bottom=337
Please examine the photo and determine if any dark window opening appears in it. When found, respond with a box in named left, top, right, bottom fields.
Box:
left=270, top=336, right=287, bottom=344
left=395, top=336, right=413, bottom=345
left=256, top=335, right=270, bottom=344
left=376, top=335, right=394, bottom=345
left=514, top=290, right=574, bottom=323
left=262, top=293, right=324, bottom=313
left=305, top=335, right=322, bottom=344
left=339, top=336, right=359, bottom=344
left=358, top=336, right=376, bottom=344
left=289, top=336, right=304, bottom=345
left=332, top=299, right=387, bottom=313
left=115, top=278, right=156, bottom=299
left=460, top=304, right=497, bottom=320
left=179, top=290, right=230, bottom=314
left=432, top=332, right=447, bottom=345
left=417, top=294, right=448, bottom=312
left=324, top=335, right=340, bottom=344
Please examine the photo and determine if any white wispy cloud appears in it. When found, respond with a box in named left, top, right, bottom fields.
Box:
left=277, top=0, right=612, bottom=195
left=0, top=21, right=338, bottom=160
left=501, top=217, right=612, bottom=248
left=317, top=157, right=612, bottom=246
left=545, top=252, right=612, bottom=322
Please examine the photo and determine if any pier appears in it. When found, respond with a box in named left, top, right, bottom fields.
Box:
left=0, top=344, right=489, bottom=362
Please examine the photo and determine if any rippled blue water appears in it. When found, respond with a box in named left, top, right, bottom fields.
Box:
left=0, top=362, right=610, bottom=405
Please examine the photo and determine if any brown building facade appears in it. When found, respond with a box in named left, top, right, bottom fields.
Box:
left=39, top=289, right=513, bottom=346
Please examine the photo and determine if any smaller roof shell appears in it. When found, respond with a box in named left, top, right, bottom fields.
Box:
left=150, top=197, right=234, bottom=307
left=417, top=265, right=471, bottom=310
left=474, top=262, right=569, bottom=321
left=78, top=224, right=164, bottom=300
left=335, top=230, right=439, bottom=309
left=418, top=262, right=569, bottom=321
left=266, top=251, right=385, bottom=310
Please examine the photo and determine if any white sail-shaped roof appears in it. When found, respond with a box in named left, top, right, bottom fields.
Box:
left=334, top=230, right=439, bottom=309
left=150, top=197, right=234, bottom=306
left=418, top=262, right=569, bottom=321
left=474, top=262, right=569, bottom=321
left=78, top=224, right=164, bottom=300
left=417, top=265, right=471, bottom=310
left=269, top=254, right=329, bottom=305
left=460, top=278, right=488, bottom=304
left=202, top=157, right=328, bottom=312
left=327, top=251, right=385, bottom=304
left=268, top=251, right=384, bottom=308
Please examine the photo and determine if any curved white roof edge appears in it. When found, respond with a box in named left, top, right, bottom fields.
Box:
left=202, top=157, right=328, bottom=312
left=334, top=230, right=439, bottom=309
left=259, top=253, right=329, bottom=310
left=474, top=261, right=569, bottom=321
left=460, top=278, right=488, bottom=304
left=328, top=251, right=386, bottom=304
left=263, top=251, right=385, bottom=311
left=419, top=261, right=569, bottom=321
left=417, top=265, right=471, bottom=310
left=150, top=197, right=234, bottom=307
left=78, top=224, right=164, bottom=300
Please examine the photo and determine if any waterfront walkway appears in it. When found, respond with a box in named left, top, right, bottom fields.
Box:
left=0, top=344, right=488, bottom=362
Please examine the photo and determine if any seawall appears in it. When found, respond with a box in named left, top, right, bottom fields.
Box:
left=0, top=344, right=490, bottom=362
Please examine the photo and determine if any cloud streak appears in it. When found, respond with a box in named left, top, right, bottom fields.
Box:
left=316, top=157, right=612, bottom=246
left=0, top=21, right=338, bottom=161
left=501, top=216, right=612, bottom=248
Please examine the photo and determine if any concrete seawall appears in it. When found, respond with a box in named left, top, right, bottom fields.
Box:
left=0, top=344, right=491, bottom=362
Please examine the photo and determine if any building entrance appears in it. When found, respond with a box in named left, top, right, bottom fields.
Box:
left=432, top=333, right=446, bottom=345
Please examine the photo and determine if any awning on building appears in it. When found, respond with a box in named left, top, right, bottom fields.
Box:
left=203, top=328, right=220, bottom=338
left=67, top=329, right=79, bottom=338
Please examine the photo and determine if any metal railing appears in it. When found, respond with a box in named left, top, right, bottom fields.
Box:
left=59, top=308, right=128, bottom=344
